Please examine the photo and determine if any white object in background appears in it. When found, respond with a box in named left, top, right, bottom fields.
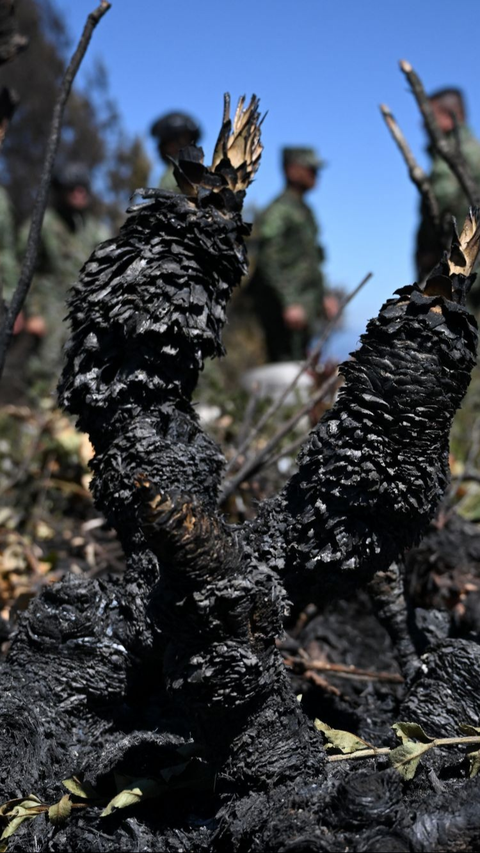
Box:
left=196, top=404, right=222, bottom=426
left=241, top=362, right=313, bottom=405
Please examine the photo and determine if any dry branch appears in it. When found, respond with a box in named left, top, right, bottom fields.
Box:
left=380, top=103, right=439, bottom=227
left=400, top=59, right=480, bottom=207
left=283, top=655, right=404, bottom=684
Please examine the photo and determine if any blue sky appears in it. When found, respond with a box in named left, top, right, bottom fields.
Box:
left=57, top=0, right=480, bottom=356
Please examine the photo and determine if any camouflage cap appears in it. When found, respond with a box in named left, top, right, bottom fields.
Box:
left=282, top=147, right=324, bottom=170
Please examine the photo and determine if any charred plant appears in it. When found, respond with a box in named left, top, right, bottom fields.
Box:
left=0, top=96, right=479, bottom=852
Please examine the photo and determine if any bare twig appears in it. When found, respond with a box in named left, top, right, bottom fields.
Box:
left=460, top=469, right=480, bottom=485
left=327, top=747, right=391, bottom=762
left=0, top=1, right=111, bottom=379
left=224, top=272, right=372, bottom=477
left=284, top=655, right=404, bottom=684
left=219, top=370, right=340, bottom=503
left=303, top=670, right=341, bottom=696
left=399, top=59, right=480, bottom=207
left=327, top=735, right=480, bottom=763
left=380, top=103, right=440, bottom=227
left=289, top=603, right=318, bottom=639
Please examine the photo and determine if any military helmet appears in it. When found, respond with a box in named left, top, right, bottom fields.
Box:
left=150, top=111, right=201, bottom=144
left=52, top=162, right=91, bottom=191
left=282, top=147, right=325, bottom=170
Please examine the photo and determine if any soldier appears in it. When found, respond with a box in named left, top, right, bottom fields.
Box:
left=150, top=111, right=202, bottom=192
left=16, top=162, right=110, bottom=395
left=416, top=88, right=480, bottom=281
left=248, top=146, right=336, bottom=362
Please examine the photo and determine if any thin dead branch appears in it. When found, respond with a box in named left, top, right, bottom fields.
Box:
left=327, top=735, right=480, bottom=763
left=284, top=655, right=404, bottom=684
left=400, top=59, right=480, bottom=207
left=0, top=1, right=111, bottom=379
left=380, top=103, right=440, bottom=227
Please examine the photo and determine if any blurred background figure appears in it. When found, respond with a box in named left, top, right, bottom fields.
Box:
left=415, top=87, right=480, bottom=281
left=12, top=161, right=111, bottom=398
left=150, top=110, right=202, bottom=192
left=247, top=146, right=338, bottom=363
left=0, top=86, right=19, bottom=300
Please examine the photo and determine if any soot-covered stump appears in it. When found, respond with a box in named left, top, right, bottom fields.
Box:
left=1, top=98, right=480, bottom=852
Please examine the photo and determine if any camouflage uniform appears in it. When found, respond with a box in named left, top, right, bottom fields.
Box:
left=0, top=186, right=18, bottom=299
left=416, top=125, right=480, bottom=280
left=0, top=187, right=23, bottom=404
left=248, top=186, right=325, bottom=361
left=159, top=162, right=179, bottom=192
left=18, top=207, right=110, bottom=392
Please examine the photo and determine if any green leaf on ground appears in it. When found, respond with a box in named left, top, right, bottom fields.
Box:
left=48, top=794, right=72, bottom=826
left=62, top=776, right=100, bottom=799
left=466, top=749, right=480, bottom=778
left=389, top=741, right=433, bottom=780
left=392, top=722, right=434, bottom=744
left=459, top=723, right=480, bottom=736
left=0, top=795, right=46, bottom=843
left=459, top=724, right=480, bottom=776
left=101, top=777, right=165, bottom=818
left=314, top=719, right=374, bottom=753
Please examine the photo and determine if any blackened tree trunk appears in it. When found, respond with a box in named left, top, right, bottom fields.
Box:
left=1, top=102, right=480, bottom=852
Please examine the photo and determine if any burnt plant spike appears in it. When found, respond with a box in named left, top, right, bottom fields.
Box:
left=248, top=210, right=480, bottom=605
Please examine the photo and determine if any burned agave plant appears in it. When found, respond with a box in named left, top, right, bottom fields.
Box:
left=250, top=212, right=480, bottom=602
left=1, top=90, right=479, bottom=852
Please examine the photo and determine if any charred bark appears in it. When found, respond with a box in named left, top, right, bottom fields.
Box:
left=1, top=102, right=480, bottom=851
